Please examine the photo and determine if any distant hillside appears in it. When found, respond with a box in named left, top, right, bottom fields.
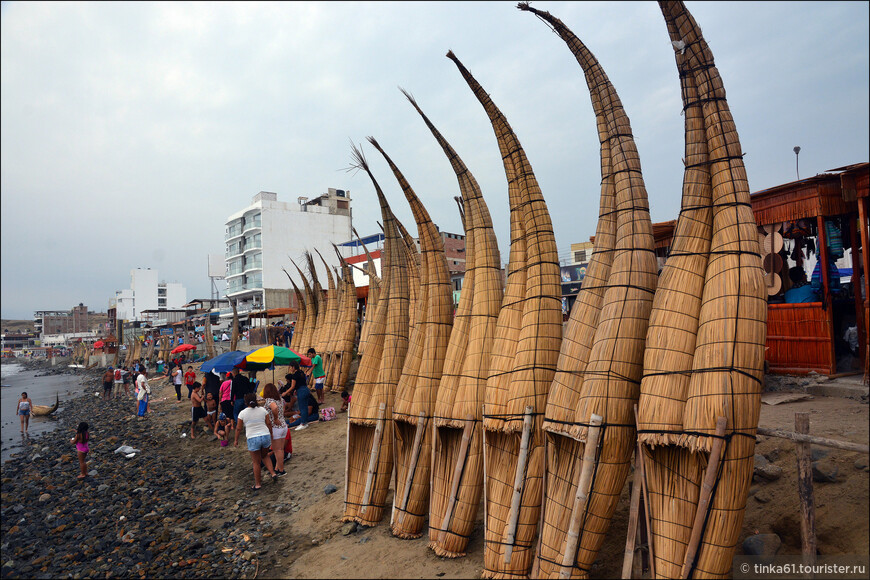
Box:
left=1, top=319, right=36, bottom=334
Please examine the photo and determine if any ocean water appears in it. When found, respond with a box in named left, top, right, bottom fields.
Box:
left=1, top=363, right=87, bottom=463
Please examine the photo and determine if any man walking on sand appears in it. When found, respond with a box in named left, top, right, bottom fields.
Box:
left=307, top=348, right=326, bottom=404
left=102, top=367, right=114, bottom=401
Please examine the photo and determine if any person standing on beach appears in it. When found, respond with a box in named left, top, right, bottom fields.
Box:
left=262, top=383, right=288, bottom=476
left=121, top=366, right=132, bottom=397
left=184, top=366, right=197, bottom=399
left=234, top=393, right=278, bottom=490
left=70, top=422, right=90, bottom=480
left=190, top=383, right=206, bottom=439
left=203, top=369, right=222, bottom=407
left=17, top=392, right=32, bottom=433
left=306, top=348, right=326, bottom=404
left=231, top=368, right=253, bottom=422
left=219, top=372, right=235, bottom=430
left=136, top=369, right=151, bottom=415
left=173, top=366, right=184, bottom=402
left=102, top=367, right=114, bottom=401
left=113, top=367, right=124, bottom=398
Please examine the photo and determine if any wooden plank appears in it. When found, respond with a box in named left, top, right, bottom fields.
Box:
left=360, top=402, right=386, bottom=516
left=622, top=443, right=645, bottom=579
left=503, top=406, right=534, bottom=565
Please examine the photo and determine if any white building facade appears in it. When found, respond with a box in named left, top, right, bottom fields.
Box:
left=111, top=268, right=187, bottom=321
left=225, top=189, right=353, bottom=317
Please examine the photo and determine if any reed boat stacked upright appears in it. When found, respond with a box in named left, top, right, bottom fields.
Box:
left=633, top=3, right=767, bottom=578
left=315, top=248, right=340, bottom=379
left=291, top=258, right=318, bottom=353
left=343, top=144, right=410, bottom=527
left=446, top=50, right=563, bottom=579
left=401, top=90, right=503, bottom=558
left=331, top=245, right=359, bottom=390
left=518, top=5, right=658, bottom=578
left=306, top=252, right=327, bottom=355
left=363, top=136, right=454, bottom=539
left=284, top=274, right=307, bottom=351
left=355, top=228, right=382, bottom=359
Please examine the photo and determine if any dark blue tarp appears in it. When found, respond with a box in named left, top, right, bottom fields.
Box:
left=199, top=350, right=254, bottom=374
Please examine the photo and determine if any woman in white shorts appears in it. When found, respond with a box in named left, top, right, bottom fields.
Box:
left=234, top=393, right=278, bottom=490
left=261, top=383, right=288, bottom=476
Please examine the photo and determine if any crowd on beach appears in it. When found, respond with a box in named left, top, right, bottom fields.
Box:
left=78, top=344, right=349, bottom=491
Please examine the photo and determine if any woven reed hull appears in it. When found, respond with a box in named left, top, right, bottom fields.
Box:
left=643, top=445, right=704, bottom=580
left=429, top=424, right=484, bottom=557
left=535, top=427, right=634, bottom=578
left=343, top=422, right=395, bottom=526
left=679, top=437, right=755, bottom=579
left=482, top=429, right=545, bottom=580
left=391, top=419, right=433, bottom=538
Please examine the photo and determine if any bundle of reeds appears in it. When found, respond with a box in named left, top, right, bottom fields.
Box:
left=356, top=229, right=382, bottom=358
left=343, top=143, right=410, bottom=527
left=633, top=4, right=767, bottom=578
left=400, top=90, right=503, bottom=557
left=230, top=299, right=240, bottom=352
left=365, top=136, right=454, bottom=539
left=204, top=314, right=216, bottom=360
left=518, top=5, right=658, bottom=578
left=447, top=50, right=562, bottom=579
left=305, top=252, right=327, bottom=355
left=331, top=245, right=359, bottom=390
left=284, top=272, right=307, bottom=351
left=396, top=216, right=422, bottom=339
left=322, top=255, right=343, bottom=390
left=291, top=258, right=318, bottom=353
left=144, top=335, right=155, bottom=363
left=316, top=248, right=340, bottom=375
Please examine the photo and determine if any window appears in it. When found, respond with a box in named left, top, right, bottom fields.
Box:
left=574, top=250, right=587, bottom=263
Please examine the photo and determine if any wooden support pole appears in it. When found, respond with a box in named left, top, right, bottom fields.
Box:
left=503, top=406, right=535, bottom=564
left=558, top=413, right=603, bottom=580
left=439, top=416, right=475, bottom=543
left=397, top=412, right=428, bottom=527
left=680, top=416, right=728, bottom=579
left=622, top=444, right=645, bottom=579
left=795, top=412, right=817, bottom=568
left=360, top=403, right=386, bottom=515
left=756, top=426, right=869, bottom=454
left=634, top=407, right=655, bottom=580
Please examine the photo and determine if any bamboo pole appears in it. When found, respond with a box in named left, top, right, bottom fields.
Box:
left=398, top=412, right=428, bottom=526
left=622, top=448, right=645, bottom=579
left=439, top=416, right=476, bottom=543
left=361, top=403, right=387, bottom=516
left=503, top=406, right=534, bottom=564
left=680, top=416, right=728, bottom=579
left=795, top=412, right=817, bottom=568
left=635, top=406, right=655, bottom=580
left=558, top=413, right=603, bottom=580
left=756, top=426, right=869, bottom=454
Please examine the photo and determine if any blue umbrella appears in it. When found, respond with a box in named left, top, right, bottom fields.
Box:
left=199, top=350, right=253, bottom=374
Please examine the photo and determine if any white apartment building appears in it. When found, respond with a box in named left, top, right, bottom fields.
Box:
left=224, top=189, right=353, bottom=317
left=111, top=268, right=187, bottom=321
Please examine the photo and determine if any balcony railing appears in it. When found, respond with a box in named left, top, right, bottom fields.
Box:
left=243, top=219, right=262, bottom=233
left=225, top=227, right=243, bottom=241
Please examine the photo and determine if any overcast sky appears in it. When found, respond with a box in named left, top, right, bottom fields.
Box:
left=2, top=1, right=868, bottom=320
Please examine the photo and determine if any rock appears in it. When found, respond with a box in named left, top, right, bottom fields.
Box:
left=242, top=551, right=254, bottom=561
left=812, top=460, right=839, bottom=483
left=12, top=505, right=24, bottom=513
left=810, top=447, right=829, bottom=462
left=341, top=522, right=358, bottom=536
left=763, top=448, right=781, bottom=463
left=97, top=485, right=109, bottom=493
left=742, top=533, right=781, bottom=556
left=323, top=484, right=338, bottom=495
left=855, top=458, right=868, bottom=471
left=88, top=470, right=98, bottom=477
left=755, top=463, right=783, bottom=482
left=38, top=493, right=50, bottom=502
left=754, top=491, right=771, bottom=504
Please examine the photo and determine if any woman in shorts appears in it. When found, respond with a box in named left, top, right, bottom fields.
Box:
left=234, top=393, right=278, bottom=490
left=261, top=383, right=288, bottom=476
left=17, top=392, right=32, bottom=433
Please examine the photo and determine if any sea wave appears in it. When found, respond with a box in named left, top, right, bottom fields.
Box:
left=1, top=363, right=24, bottom=380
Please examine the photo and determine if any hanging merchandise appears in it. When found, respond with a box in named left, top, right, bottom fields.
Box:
left=825, top=219, right=844, bottom=259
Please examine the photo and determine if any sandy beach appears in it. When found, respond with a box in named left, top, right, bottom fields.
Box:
left=1, top=359, right=867, bottom=578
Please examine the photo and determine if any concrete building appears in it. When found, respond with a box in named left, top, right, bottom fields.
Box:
left=224, top=189, right=353, bottom=318
left=109, top=268, right=187, bottom=322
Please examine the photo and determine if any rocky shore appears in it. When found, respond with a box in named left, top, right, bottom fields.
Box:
left=1, top=364, right=274, bottom=579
